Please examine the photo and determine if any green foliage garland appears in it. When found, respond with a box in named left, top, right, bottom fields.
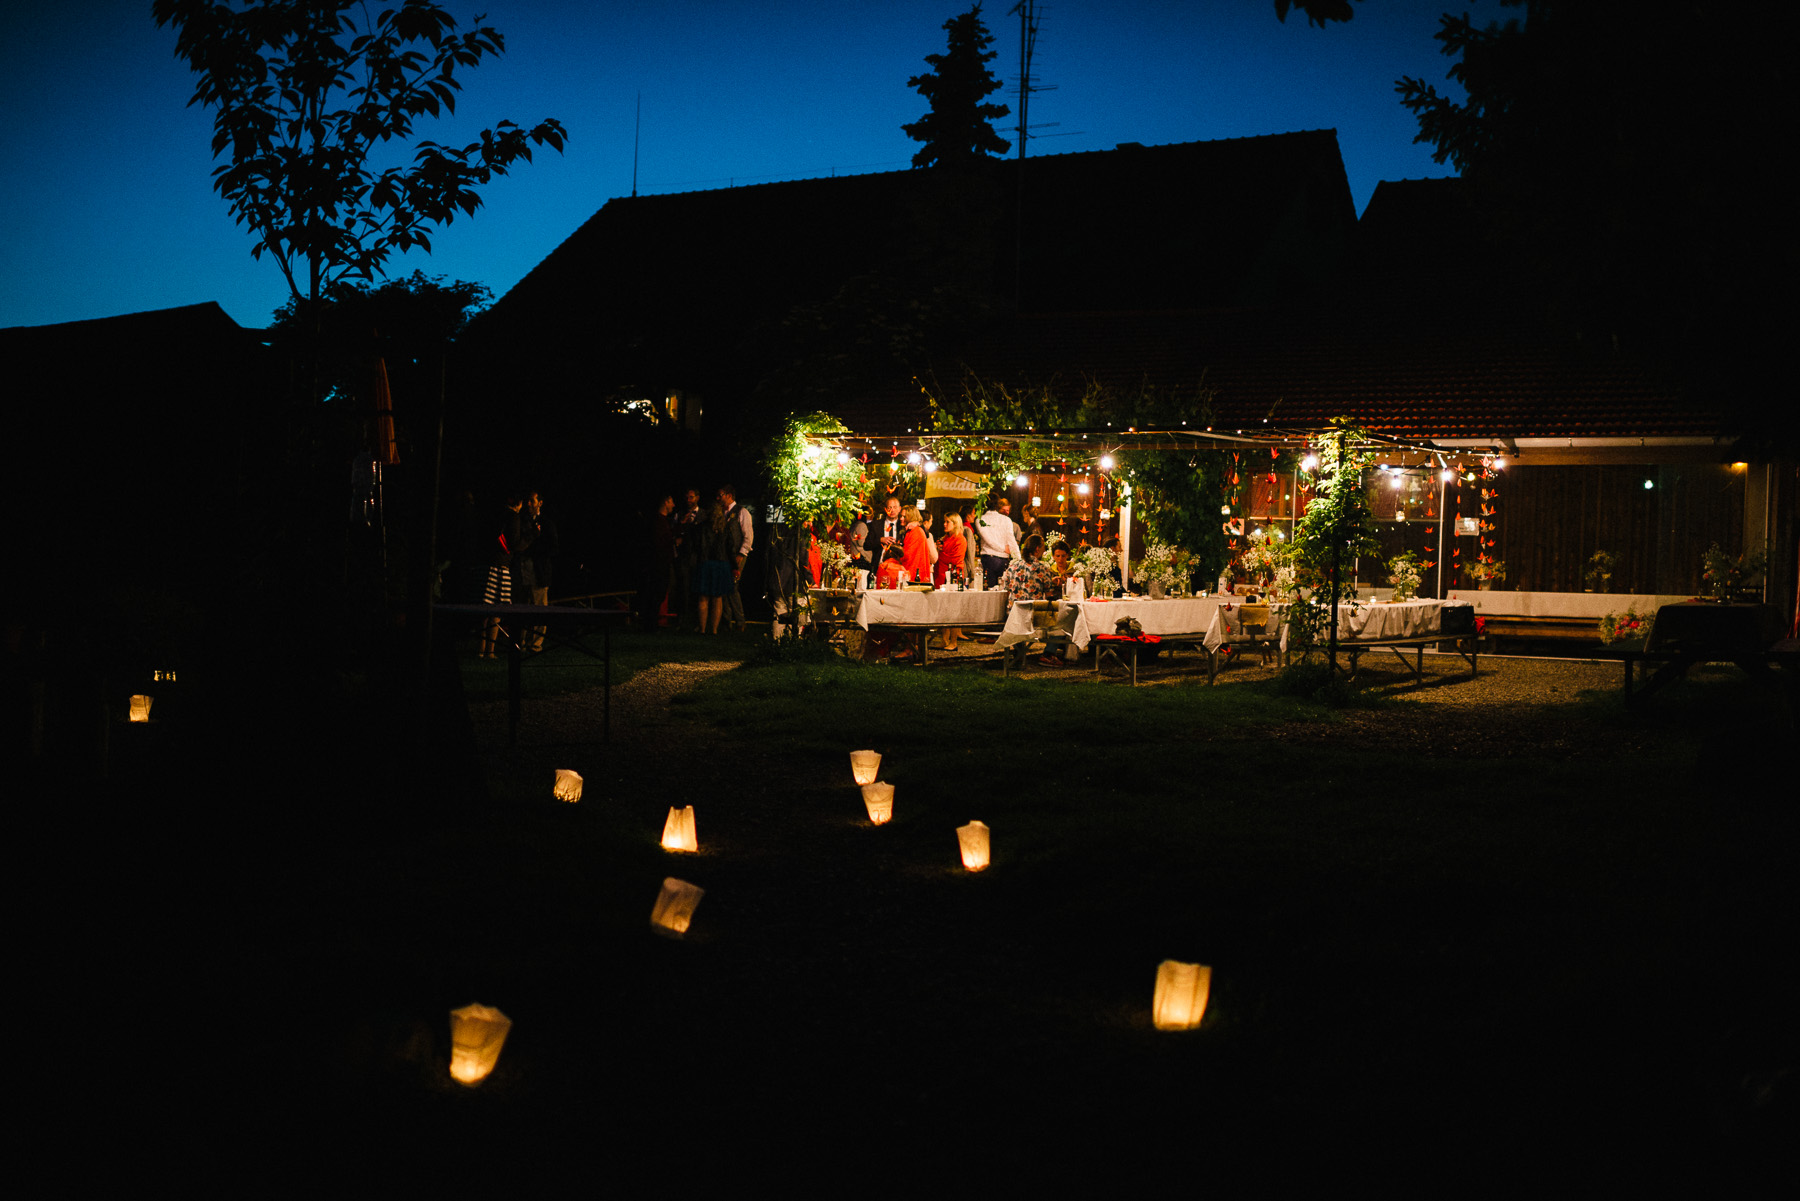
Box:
left=765, top=413, right=878, bottom=528
left=926, top=371, right=1233, bottom=578
left=1290, top=420, right=1378, bottom=591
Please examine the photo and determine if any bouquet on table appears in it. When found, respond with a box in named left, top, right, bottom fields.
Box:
left=819, top=540, right=856, bottom=591
left=1599, top=606, right=1654, bottom=648
left=1386, top=551, right=1423, bottom=602
left=1071, top=544, right=1120, bottom=596
left=1136, top=542, right=1194, bottom=596
left=1237, top=529, right=1294, bottom=596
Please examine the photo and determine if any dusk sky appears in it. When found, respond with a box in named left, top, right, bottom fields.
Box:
left=0, top=1, right=1475, bottom=332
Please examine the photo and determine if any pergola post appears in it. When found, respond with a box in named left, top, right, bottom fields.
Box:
left=1119, top=493, right=1133, bottom=590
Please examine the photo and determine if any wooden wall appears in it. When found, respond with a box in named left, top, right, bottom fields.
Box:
left=1443, top=464, right=1743, bottom=595
left=1338, top=464, right=1748, bottom=597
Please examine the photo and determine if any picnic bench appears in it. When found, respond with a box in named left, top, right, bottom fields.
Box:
left=1301, top=599, right=1480, bottom=683
left=1615, top=603, right=1793, bottom=707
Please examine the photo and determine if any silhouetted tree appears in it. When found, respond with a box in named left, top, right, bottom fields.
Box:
left=152, top=0, right=566, bottom=307
left=1391, top=1, right=1790, bottom=437
left=1274, top=0, right=1360, bottom=26
left=902, top=5, right=1011, bottom=169
left=268, top=270, right=491, bottom=405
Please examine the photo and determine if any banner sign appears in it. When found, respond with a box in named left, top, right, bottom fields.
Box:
left=925, top=470, right=987, bottom=499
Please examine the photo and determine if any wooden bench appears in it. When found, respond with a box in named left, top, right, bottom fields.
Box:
left=1482, top=614, right=1601, bottom=646
left=1330, top=634, right=1479, bottom=683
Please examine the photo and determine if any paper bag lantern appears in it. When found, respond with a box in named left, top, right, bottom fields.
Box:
left=860, top=782, right=894, bottom=825
left=661, top=805, right=698, bottom=852
left=650, top=877, right=705, bottom=937
left=128, top=695, right=153, bottom=723
left=849, top=749, right=882, bottom=785
left=449, top=1002, right=512, bottom=1085
left=1152, top=960, right=1212, bottom=1031
left=552, top=769, right=583, bottom=803
left=956, top=820, right=990, bottom=871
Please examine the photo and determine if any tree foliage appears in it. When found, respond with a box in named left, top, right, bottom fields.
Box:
left=1290, top=419, right=1378, bottom=591
left=267, top=269, right=491, bottom=403
left=764, top=413, right=878, bottom=529
left=925, top=372, right=1236, bottom=579
left=1389, top=1, right=1789, bottom=436
left=152, top=0, right=567, bottom=304
left=902, top=5, right=1011, bottom=169
left=1273, top=0, right=1359, bottom=27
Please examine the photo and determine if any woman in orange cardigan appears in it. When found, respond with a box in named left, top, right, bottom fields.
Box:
left=901, top=511, right=937, bottom=584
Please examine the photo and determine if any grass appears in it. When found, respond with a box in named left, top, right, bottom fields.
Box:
left=82, top=642, right=1796, bottom=1191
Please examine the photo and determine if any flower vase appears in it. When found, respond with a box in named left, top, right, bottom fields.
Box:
left=1478, top=580, right=1492, bottom=591
left=1148, top=579, right=1166, bottom=600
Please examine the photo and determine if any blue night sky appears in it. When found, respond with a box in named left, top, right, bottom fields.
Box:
left=0, top=1, right=1475, bottom=332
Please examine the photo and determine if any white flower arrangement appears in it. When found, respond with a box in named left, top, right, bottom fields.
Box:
left=1386, top=551, right=1423, bottom=602
left=1070, top=543, right=1117, bottom=580
left=819, top=539, right=856, bottom=590
left=1237, top=528, right=1292, bottom=589
left=1136, top=542, right=1190, bottom=591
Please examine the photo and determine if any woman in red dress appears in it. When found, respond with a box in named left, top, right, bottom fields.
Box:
left=901, top=511, right=937, bottom=584
left=935, top=512, right=969, bottom=651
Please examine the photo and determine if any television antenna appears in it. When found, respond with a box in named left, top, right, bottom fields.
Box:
left=1010, top=0, right=1061, bottom=159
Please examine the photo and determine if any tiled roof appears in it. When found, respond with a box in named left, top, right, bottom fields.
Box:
left=845, top=307, right=1715, bottom=442
left=476, top=129, right=1358, bottom=355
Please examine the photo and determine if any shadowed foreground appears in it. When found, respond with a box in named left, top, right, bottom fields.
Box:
left=66, top=639, right=1796, bottom=1190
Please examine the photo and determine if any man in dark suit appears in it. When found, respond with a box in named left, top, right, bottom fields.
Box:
left=862, top=494, right=906, bottom=573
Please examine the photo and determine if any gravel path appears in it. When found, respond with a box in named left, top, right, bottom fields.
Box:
left=467, top=659, right=741, bottom=752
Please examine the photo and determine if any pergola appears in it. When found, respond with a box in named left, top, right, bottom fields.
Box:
left=801, top=422, right=1504, bottom=594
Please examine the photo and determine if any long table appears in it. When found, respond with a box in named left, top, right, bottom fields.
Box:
left=1617, top=602, right=1789, bottom=704
left=1442, top=589, right=1694, bottom=646
left=979, top=593, right=1480, bottom=685
left=996, top=595, right=1287, bottom=683
left=849, top=587, right=1012, bottom=666
left=1293, top=598, right=1478, bottom=681
left=1444, top=590, right=1692, bottom=619
left=999, top=595, right=1229, bottom=652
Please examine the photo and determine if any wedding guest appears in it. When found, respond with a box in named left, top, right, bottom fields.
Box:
left=901, top=509, right=937, bottom=583
left=936, top=512, right=969, bottom=652
left=976, top=494, right=1022, bottom=587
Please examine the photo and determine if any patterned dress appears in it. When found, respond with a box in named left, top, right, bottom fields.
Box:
left=1000, top=558, right=1060, bottom=606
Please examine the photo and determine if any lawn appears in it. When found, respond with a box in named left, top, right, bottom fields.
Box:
left=81, top=635, right=1795, bottom=1191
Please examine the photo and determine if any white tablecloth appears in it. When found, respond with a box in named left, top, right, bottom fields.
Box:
left=1442, top=590, right=1690, bottom=619
left=998, top=596, right=1229, bottom=651
left=854, top=588, right=1011, bottom=630
left=1067, top=596, right=1225, bottom=650
left=1202, top=602, right=1286, bottom=653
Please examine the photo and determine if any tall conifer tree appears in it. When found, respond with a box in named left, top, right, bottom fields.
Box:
left=902, top=5, right=1011, bottom=169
